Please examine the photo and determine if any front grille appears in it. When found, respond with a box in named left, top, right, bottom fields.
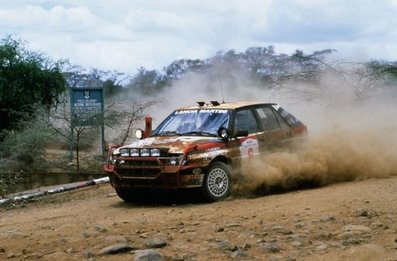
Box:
left=115, top=168, right=160, bottom=178
left=119, top=160, right=159, bottom=167
left=115, top=159, right=161, bottom=178
left=112, top=172, right=178, bottom=188
left=128, top=174, right=178, bottom=187
left=113, top=156, right=182, bottom=184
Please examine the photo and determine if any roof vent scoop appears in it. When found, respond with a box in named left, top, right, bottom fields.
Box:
left=197, top=101, right=205, bottom=107
left=210, top=101, right=220, bottom=106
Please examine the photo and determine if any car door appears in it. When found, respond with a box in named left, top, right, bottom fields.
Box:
left=231, top=107, right=261, bottom=160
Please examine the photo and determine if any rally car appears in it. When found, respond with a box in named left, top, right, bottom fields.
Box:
left=104, top=101, right=307, bottom=202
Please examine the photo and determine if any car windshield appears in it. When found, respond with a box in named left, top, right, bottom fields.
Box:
left=154, top=109, right=230, bottom=137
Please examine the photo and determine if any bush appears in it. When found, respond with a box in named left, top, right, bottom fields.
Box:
left=0, top=173, right=8, bottom=197
left=0, top=120, right=56, bottom=195
left=0, top=120, right=55, bottom=172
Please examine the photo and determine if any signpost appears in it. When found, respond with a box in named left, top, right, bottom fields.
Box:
left=69, top=88, right=104, bottom=160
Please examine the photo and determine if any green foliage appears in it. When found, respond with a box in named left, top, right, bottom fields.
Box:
left=0, top=36, right=67, bottom=133
left=103, top=78, right=123, bottom=97
left=367, top=60, right=397, bottom=81
left=0, top=120, right=54, bottom=172
left=163, top=59, right=209, bottom=79
left=0, top=119, right=55, bottom=195
left=64, top=66, right=124, bottom=98
left=125, top=46, right=338, bottom=95
left=123, top=46, right=396, bottom=102
left=126, top=67, right=166, bottom=95
left=0, top=174, right=9, bottom=196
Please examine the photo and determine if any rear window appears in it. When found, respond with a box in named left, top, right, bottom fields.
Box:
left=273, top=105, right=301, bottom=127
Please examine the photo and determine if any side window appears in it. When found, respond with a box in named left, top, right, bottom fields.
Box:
left=277, top=107, right=301, bottom=127
left=255, top=107, right=280, bottom=131
left=234, top=109, right=259, bottom=134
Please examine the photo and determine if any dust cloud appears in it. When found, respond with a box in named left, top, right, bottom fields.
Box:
left=234, top=79, right=397, bottom=196
left=142, top=62, right=267, bottom=126
left=115, top=60, right=396, bottom=196
left=234, top=121, right=397, bottom=196
left=147, top=64, right=397, bottom=196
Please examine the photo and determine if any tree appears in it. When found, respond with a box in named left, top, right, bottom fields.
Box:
left=40, top=102, right=101, bottom=172
left=0, top=116, right=56, bottom=196
left=243, top=46, right=275, bottom=77
left=105, top=99, right=156, bottom=145
left=40, top=94, right=155, bottom=172
left=126, top=67, right=166, bottom=95
left=333, top=60, right=397, bottom=100
left=63, top=65, right=125, bottom=97
left=367, top=60, right=397, bottom=91
left=0, top=37, right=66, bottom=133
left=39, top=65, right=155, bottom=171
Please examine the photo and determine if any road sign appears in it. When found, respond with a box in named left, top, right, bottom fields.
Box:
left=70, top=88, right=103, bottom=126
left=69, top=88, right=105, bottom=160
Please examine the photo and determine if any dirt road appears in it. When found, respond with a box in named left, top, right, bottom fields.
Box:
left=1, top=175, right=397, bottom=260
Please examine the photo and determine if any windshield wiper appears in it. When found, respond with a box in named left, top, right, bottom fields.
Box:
left=181, top=131, right=217, bottom=137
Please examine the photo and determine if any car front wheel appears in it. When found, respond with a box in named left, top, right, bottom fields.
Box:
left=202, top=162, right=232, bottom=202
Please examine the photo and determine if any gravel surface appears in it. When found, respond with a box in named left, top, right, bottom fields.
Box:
left=1, top=175, right=397, bottom=260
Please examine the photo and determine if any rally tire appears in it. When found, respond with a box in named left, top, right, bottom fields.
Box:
left=202, top=162, right=232, bottom=202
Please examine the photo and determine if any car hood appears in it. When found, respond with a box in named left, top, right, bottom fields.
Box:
left=116, top=136, right=220, bottom=154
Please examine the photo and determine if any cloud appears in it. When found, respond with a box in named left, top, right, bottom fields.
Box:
left=0, top=0, right=397, bottom=73
left=0, top=5, right=98, bottom=33
left=258, top=0, right=393, bottom=43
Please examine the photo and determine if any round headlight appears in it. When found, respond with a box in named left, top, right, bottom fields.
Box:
left=169, top=157, right=178, bottom=165
left=135, top=129, right=144, bottom=139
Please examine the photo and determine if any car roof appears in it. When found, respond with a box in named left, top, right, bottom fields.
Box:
left=176, top=101, right=277, bottom=110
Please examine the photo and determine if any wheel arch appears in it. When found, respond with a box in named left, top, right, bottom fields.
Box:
left=209, top=155, right=235, bottom=176
left=211, top=155, right=232, bottom=166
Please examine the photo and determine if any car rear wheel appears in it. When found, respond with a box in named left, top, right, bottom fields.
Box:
left=202, top=162, right=231, bottom=202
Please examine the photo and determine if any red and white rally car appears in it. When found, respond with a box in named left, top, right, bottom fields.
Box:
left=104, top=101, right=307, bottom=202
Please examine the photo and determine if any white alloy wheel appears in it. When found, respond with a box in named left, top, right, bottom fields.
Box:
left=203, top=162, right=231, bottom=202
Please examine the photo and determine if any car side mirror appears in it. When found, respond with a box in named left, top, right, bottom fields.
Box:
left=218, top=127, right=231, bottom=141
left=234, top=129, right=249, bottom=137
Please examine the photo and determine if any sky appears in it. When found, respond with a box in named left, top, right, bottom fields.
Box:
left=1, top=0, right=397, bottom=75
